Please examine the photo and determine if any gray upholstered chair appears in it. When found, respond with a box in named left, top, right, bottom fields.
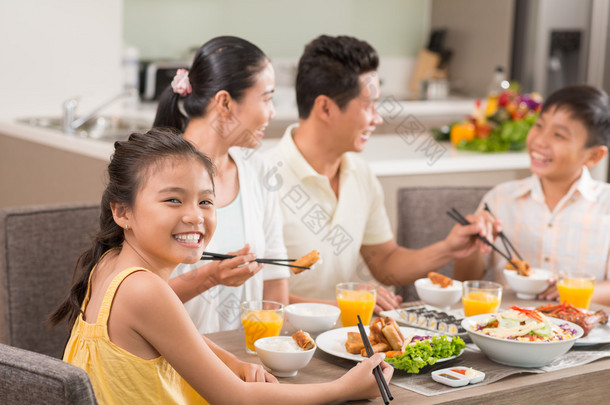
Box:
left=0, top=343, right=98, bottom=404
left=394, top=186, right=491, bottom=302
left=0, top=203, right=100, bottom=358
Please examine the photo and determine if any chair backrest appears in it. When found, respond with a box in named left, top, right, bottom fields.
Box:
left=0, top=203, right=100, bottom=358
left=395, top=186, right=491, bottom=301
left=0, top=343, right=98, bottom=404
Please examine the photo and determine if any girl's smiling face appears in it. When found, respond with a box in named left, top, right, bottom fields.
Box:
left=526, top=106, right=603, bottom=183
left=122, top=157, right=216, bottom=270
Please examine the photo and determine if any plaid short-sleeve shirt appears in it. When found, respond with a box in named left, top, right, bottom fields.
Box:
left=481, top=167, right=610, bottom=285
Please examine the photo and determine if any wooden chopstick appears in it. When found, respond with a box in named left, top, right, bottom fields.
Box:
left=200, top=252, right=310, bottom=271
left=446, top=208, right=520, bottom=269
left=357, top=315, right=392, bottom=404
left=483, top=203, right=524, bottom=260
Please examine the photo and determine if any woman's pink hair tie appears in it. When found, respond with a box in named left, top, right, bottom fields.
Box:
left=171, top=68, right=192, bottom=97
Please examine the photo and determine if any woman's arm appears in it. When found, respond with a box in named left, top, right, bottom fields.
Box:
left=263, top=278, right=289, bottom=305
left=169, top=245, right=263, bottom=302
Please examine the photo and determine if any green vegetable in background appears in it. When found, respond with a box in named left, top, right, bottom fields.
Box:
left=385, top=335, right=466, bottom=373
left=456, top=113, right=537, bottom=153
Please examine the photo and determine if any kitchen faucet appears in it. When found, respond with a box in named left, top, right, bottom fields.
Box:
left=62, top=88, right=138, bottom=134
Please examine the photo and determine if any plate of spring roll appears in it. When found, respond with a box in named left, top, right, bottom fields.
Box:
left=316, top=317, right=464, bottom=373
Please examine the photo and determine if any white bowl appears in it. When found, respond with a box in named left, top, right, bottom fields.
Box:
left=414, top=277, right=462, bottom=309
left=285, top=303, right=340, bottom=334
left=254, top=336, right=316, bottom=377
left=503, top=268, right=553, bottom=299
left=461, top=314, right=584, bottom=367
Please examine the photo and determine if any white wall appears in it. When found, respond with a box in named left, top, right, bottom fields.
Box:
left=0, top=0, right=123, bottom=120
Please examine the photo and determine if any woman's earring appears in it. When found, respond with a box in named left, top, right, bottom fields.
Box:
left=125, top=224, right=130, bottom=230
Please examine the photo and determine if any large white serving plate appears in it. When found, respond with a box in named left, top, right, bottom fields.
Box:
left=315, top=326, right=461, bottom=363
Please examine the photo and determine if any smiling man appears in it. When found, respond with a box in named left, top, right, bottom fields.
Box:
left=264, top=35, right=492, bottom=311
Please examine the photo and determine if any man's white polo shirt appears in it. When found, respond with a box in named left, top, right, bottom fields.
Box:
left=263, top=124, right=394, bottom=300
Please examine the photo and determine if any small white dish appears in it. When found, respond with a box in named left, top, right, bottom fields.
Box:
left=285, top=303, right=340, bottom=334
left=414, top=277, right=462, bottom=310
left=255, top=336, right=316, bottom=377
left=431, top=367, right=485, bottom=387
left=503, top=268, right=553, bottom=299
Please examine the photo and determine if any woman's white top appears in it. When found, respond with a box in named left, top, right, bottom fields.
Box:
left=171, top=148, right=289, bottom=333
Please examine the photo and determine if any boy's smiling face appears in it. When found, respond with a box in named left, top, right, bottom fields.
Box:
left=526, top=106, right=605, bottom=183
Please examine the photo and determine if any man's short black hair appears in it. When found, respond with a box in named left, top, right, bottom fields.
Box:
left=296, top=35, right=379, bottom=119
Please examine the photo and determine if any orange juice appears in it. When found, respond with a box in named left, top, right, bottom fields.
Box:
left=241, top=310, right=283, bottom=353
left=462, top=292, right=500, bottom=316
left=558, top=278, right=595, bottom=309
left=337, top=290, right=376, bottom=326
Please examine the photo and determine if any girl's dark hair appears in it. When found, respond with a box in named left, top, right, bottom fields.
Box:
left=48, top=128, right=215, bottom=330
left=296, top=35, right=379, bottom=119
left=154, top=36, right=269, bottom=131
left=541, top=85, right=610, bottom=148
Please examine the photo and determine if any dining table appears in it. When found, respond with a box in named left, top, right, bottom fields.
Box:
left=206, top=290, right=610, bottom=404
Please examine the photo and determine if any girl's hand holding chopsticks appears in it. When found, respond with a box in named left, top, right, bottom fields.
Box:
left=335, top=352, right=394, bottom=402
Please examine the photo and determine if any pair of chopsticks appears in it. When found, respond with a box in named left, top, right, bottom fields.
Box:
left=200, top=251, right=310, bottom=271
left=357, top=315, right=392, bottom=404
left=483, top=203, right=524, bottom=261
left=446, top=207, right=519, bottom=269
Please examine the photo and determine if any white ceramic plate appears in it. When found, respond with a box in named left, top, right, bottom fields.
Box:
left=315, top=326, right=462, bottom=363
left=574, top=323, right=610, bottom=346
left=530, top=307, right=610, bottom=346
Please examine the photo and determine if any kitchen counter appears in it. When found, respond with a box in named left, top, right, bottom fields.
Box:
left=0, top=119, right=530, bottom=177
left=3, top=103, right=604, bottom=223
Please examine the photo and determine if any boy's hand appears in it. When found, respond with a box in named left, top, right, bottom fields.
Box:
left=538, top=278, right=559, bottom=301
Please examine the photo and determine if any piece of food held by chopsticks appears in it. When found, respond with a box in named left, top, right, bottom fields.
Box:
left=428, top=272, right=453, bottom=288
left=290, top=250, right=321, bottom=274
left=345, top=317, right=466, bottom=373
left=505, top=258, right=532, bottom=277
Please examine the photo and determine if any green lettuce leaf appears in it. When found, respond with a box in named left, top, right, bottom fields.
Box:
left=385, top=336, right=465, bottom=373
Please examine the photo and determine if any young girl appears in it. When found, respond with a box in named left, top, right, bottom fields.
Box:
left=154, top=36, right=288, bottom=333
left=49, top=129, right=393, bottom=404
left=454, top=85, right=610, bottom=305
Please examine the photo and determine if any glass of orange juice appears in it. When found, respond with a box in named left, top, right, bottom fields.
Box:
left=241, top=300, right=284, bottom=354
left=462, top=280, right=502, bottom=317
left=336, top=282, right=377, bottom=327
left=557, top=271, right=596, bottom=310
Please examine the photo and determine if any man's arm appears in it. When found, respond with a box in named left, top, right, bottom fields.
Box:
left=360, top=240, right=452, bottom=286
left=453, top=251, right=486, bottom=281
left=361, top=219, right=491, bottom=286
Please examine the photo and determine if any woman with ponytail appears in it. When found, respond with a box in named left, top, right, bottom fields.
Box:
left=154, top=36, right=288, bottom=333
left=49, top=128, right=393, bottom=404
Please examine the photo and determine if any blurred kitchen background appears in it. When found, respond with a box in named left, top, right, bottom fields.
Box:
left=1, top=0, right=609, bottom=224
left=2, top=0, right=609, bottom=118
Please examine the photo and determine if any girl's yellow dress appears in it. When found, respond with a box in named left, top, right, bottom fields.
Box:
left=63, top=266, right=208, bottom=404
